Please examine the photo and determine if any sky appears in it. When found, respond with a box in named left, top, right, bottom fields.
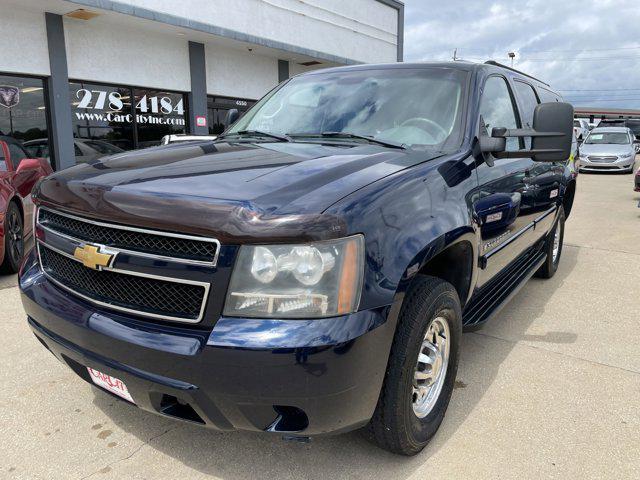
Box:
left=403, top=0, right=640, bottom=109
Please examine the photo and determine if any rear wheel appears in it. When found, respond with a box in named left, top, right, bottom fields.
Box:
left=535, top=205, right=565, bottom=279
left=1, top=202, right=24, bottom=274
left=366, top=275, right=462, bottom=455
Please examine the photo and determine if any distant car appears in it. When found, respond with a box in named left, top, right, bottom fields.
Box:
left=24, top=138, right=124, bottom=164
left=577, top=127, right=637, bottom=173
left=0, top=136, right=53, bottom=273
left=573, top=119, right=590, bottom=140
left=160, top=134, right=218, bottom=145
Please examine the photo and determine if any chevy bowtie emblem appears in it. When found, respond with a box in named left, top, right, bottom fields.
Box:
left=73, top=244, right=114, bottom=270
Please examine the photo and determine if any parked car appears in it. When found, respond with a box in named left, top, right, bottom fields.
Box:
left=635, top=167, right=640, bottom=193
left=19, top=61, right=575, bottom=455
left=577, top=127, right=637, bottom=173
left=573, top=118, right=590, bottom=140
left=160, top=134, right=218, bottom=145
left=0, top=136, right=52, bottom=273
left=24, top=138, right=124, bottom=164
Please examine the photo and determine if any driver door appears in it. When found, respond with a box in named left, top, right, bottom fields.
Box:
left=473, top=75, right=540, bottom=288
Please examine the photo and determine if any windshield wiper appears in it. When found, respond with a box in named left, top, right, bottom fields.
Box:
left=219, top=130, right=292, bottom=142
left=288, top=132, right=406, bottom=149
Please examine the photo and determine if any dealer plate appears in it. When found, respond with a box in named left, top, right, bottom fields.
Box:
left=87, top=367, right=135, bottom=404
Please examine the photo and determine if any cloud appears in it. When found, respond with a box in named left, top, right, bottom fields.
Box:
left=403, top=0, right=640, bottom=109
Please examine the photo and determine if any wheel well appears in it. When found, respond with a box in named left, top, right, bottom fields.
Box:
left=563, top=180, right=576, bottom=219
left=417, top=241, right=473, bottom=304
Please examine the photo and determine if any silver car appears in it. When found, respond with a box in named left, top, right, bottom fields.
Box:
left=577, top=127, right=637, bottom=173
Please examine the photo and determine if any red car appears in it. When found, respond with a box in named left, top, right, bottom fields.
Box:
left=1, top=137, right=52, bottom=273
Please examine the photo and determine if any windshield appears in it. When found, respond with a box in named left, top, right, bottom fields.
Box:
left=228, top=67, right=468, bottom=150
left=584, top=132, right=630, bottom=145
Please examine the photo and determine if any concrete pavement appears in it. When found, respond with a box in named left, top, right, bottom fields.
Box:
left=2, top=164, right=639, bottom=479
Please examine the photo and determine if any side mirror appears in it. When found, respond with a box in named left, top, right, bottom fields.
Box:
left=16, top=157, right=41, bottom=172
left=531, top=102, right=574, bottom=162
left=224, top=108, right=239, bottom=127
left=481, top=102, right=574, bottom=163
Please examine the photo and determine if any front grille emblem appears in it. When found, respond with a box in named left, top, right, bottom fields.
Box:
left=73, top=244, right=115, bottom=270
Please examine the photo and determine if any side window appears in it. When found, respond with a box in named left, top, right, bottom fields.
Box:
left=479, top=76, right=520, bottom=151
left=8, top=143, right=28, bottom=168
left=537, top=88, right=560, bottom=103
left=0, top=147, right=6, bottom=172
left=514, top=81, right=540, bottom=148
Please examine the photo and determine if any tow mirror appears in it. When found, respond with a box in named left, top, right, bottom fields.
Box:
left=479, top=102, right=574, bottom=163
left=224, top=108, right=239, bottom=127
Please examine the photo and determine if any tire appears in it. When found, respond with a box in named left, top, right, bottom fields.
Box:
left=535, top=205, right=565, bottom=279
left=365, top=275, right=462, bottom=455
left=0, top=202, right=24, bottom=274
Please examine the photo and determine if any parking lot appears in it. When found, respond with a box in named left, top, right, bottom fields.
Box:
left=2, top=163, right=639, bottom=479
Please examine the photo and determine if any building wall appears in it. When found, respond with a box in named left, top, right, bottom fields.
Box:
left=64, top=17, right=191, bottom=91
left=94, top=0, right=399, bottom=63
left=205, top=45, right=279, bottom=99
left=0, top=9, right=50, bottom=76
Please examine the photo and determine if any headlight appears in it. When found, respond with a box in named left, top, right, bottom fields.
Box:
left=223, top=235, right=364, bottom=318
left=619, top=153, right=633, bottom=158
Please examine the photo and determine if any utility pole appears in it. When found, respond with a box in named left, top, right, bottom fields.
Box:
left=453, top=48, right=458, bottom=61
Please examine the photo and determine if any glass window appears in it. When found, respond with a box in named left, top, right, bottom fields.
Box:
left=479, top=76, right=520, bottom=151
left=69, top=81, right=134, bottom=163
left=133, top=88, right=187, bottom=148
left=8, top=142, right=28, bottom=166
left=207, top=96, right=256, bottom=135
left=514, top=81, right=540, bottom=148
left=0, top=145, right=6, bottom=171
left=0, top=74, right=50, bottom=165
left=68, top=82, right=188, bottom=163
left=230, top=68, right=468, bottom=150
left=537, top=88, right=561, bottom=103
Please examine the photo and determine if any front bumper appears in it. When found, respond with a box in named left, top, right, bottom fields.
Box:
left=578, top=156, right=635, bottom=171
left=20, top=249, right=395, bottom=436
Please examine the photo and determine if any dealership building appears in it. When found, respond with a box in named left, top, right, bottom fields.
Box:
left=1, top=0, right=404, bottom=170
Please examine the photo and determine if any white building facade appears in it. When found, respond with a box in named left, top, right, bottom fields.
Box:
left=0, top=0, right=404, bottom=169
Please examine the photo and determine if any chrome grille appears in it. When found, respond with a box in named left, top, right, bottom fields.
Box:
left=38, top=208, right=219, bottom=265
left=39, top=244, right=207, bottom=322
left=587, top=156, right=617, bottom=163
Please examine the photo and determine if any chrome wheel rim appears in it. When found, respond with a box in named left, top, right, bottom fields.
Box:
left=412, top=317, right=450, bottom=418
left=552, top=220, right=562, bottom=264
left=7, top=210, right=23, bottom=262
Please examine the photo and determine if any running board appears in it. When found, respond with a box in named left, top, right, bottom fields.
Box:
left=462, top=243, right=547, bottom=330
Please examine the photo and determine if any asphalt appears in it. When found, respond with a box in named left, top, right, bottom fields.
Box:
left=2, top=161, right=639, bottom=479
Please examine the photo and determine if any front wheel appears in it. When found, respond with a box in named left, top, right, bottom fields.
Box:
left=1, top=202, right=24, bottom=274
left=535, top=205, right=565, bottom=279
left=365, top=275, right=462, bottom=455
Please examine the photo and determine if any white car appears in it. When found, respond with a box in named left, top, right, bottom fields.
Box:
left=573, top=119, right=590, bottom=141
left=160, top=134, right=217, bottom=145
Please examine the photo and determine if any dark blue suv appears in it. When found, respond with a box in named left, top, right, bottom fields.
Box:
left=20, top=61, right=575, bottom=455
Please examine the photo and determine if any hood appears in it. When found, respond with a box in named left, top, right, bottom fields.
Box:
left=580, top=143, right=634, bottom=156
left=36, top=141, right=437, bottom=243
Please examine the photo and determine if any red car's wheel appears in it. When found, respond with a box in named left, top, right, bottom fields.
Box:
left=1, top=202, right=24, bottom=274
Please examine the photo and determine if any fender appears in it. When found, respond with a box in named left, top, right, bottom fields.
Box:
left=325, top=151, right=480, bottom=312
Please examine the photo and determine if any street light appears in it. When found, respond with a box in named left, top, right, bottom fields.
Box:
left=508, top=52, right=516, bottom=67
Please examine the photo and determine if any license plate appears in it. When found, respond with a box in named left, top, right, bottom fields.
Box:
left=87, top=367, right=135, bottom=404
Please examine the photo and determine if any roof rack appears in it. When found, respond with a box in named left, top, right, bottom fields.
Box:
left=484, top=60, right=550, bottom=87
